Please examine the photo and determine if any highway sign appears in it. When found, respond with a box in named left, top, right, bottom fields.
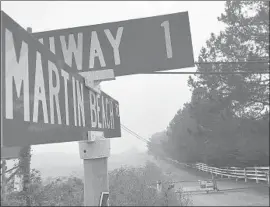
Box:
left=1, top=11, right=121, bottom=147
left=32, top=11, right=194, bottom=77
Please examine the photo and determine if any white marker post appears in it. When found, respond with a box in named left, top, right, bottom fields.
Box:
left=79, top=69, right=115, bottom=206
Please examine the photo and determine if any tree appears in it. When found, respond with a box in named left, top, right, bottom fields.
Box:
left=109, top=162, right=181, bottom=206
left=147, top=131, right=169, bottom=159
left=188, top=0, right=269, bottom=120
left=187, top=0, right=269, bottom=166
left=165, top=103, right=201, bottom=163
left=149, top=1, right=269, bottom=167
left=18, top=146, right=32, bottom=206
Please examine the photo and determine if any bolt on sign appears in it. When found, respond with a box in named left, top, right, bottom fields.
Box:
left=32, top=11, right=194, bottom=77
left=1, top=11, right=121, bottom=148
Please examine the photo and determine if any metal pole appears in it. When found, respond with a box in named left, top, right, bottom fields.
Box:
left=79, top=81, right=110, bottom=206
left=79, top=136, right=110, bottom=206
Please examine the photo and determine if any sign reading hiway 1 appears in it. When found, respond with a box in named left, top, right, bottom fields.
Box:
left=1, top=11, right=121, bottom=147
left=32, top=11, right=194, bottom=77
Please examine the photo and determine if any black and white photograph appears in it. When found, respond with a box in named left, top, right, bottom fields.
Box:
left=1, top=1, right=269, bottom=206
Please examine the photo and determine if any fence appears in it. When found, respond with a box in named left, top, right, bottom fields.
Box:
left=163, top=158, right=269, bottom=185
left=192, top=162, right=269, bottom=184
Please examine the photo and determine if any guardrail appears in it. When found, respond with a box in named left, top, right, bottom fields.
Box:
left=193, top=162, right=269, bottom=184
left=163, top=158, right=269, bottom=185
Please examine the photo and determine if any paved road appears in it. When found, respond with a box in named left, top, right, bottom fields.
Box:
left=154, top=159, right=269, bottom=206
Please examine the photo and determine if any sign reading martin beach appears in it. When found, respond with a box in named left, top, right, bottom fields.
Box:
left=33, top=11, right=194, bottom=76
left=1, top=11, right=121, bottom=147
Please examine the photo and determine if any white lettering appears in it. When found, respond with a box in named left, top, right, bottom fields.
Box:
left=105, top=98, right=110, bottom=128
left=89, top=91, right=97, bottom=128
left=61, top=69, right=70, bottom=125
left=115, top=103, right=120, bottom=117
left=109, top=101, right=114, bottom=129
left=101, top=96, right=107, bottom=129
left=5, top=29, right=30, bottom=121
left=49, top=37, right=56, bottom=54
left=33, top=51, right=49, bottom=123
left=96, top=94, right=102, bottom=128
left=161, top=21, right=173, bottom=59
left=76, top=80, right=85, bottom=127
left=89, top=31, right=106, bottom=68
left=48, top=61, right=62, bottom=124
left=72, top=77, right=77, bottom=126
left=60, top=33, right=83, bottom=70
left=104, top=27, right=123, bottom=65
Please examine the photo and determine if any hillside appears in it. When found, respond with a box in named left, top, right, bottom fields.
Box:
left=30, top=148, right=153, bottom=179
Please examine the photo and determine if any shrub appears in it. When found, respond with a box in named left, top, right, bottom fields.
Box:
left=1, top=162, right=192, bottom=206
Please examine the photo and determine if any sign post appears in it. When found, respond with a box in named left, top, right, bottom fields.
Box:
left=79, top=139, right=110, bottom=206
left=79, top=70, right=114, bottom=206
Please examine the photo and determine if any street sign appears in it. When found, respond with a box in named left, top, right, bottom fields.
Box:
left=99, top=192, right=109, bottom=206
left=32, top=11, right=194, bottom=77
left=1, top=146, right=22, bottom=159
left=1, top=11, right=121, bottom=147
left=198, top=179, right=218, bottom=193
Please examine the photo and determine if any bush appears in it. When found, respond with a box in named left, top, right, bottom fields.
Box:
left=1, top=162, right=192, bottom=206
left=109, top=161, right=179, bottom=206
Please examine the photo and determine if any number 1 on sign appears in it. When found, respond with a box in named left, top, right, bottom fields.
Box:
left=161, top=20, right=173, bottom=59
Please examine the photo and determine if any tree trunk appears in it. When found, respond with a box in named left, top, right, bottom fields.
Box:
left=19, top=146, right=31, bottom=206
left=1, top=160, right=7, bottom=203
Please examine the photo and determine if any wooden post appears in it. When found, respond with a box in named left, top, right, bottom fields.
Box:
left=221, top=168, right=223, bottom=178
left=235, top=169, right=238, bottom=182
left=227, top=167, right=230, bottom=179
left=244, top=168, right=247, bottom=182
left=255, top=166, right=259, bottom=184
